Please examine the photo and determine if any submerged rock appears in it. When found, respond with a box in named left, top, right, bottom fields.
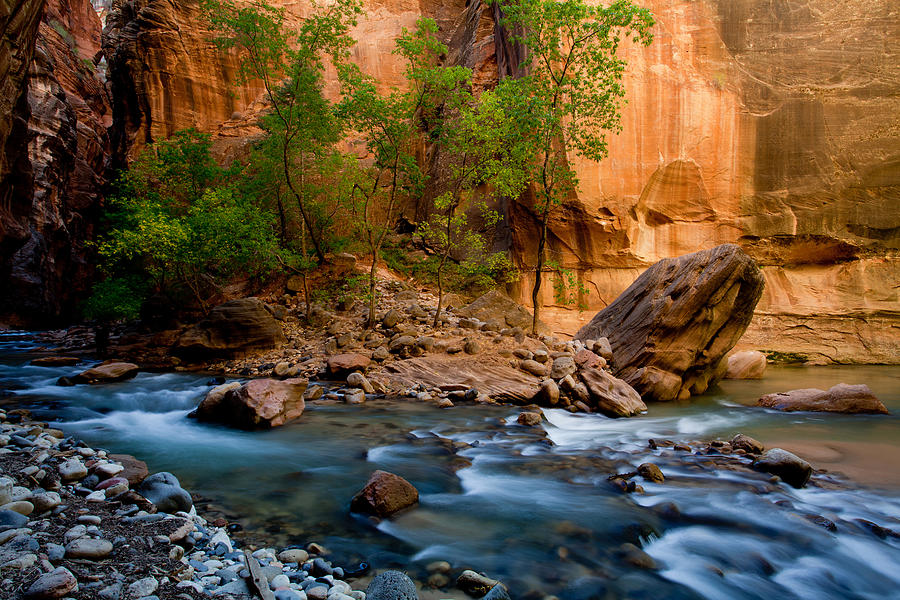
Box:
left=757, top=383, right=888, bottom=414
left=351, top=471, right=419, bottom=518
left=725, top=350, right=767, bottom=379
left=194, top=378, right=307, bottom=429
left=730, top=433, right=765, bottom=454
left=575, top=244, right=764, bottom=402
left=753, top=448, right=812, bottom=488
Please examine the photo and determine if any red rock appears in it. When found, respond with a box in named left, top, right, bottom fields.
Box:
left=327, top=353, right=371, bottom=377
left=73, top=362, right=139, bottom=384
left=574, top=349, right=605, bottom=370
left=194, top=378, right=308, bottom=429
left=95, top=477, right=129, bottom=491
left=350, top=470, right=419, bottom=518
left=757, top=384, right=888, bottom=414
left=107, top=454, right=149, bottom=486
left=579, top=368, right=647, bottom=418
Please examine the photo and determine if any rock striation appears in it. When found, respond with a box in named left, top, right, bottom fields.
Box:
left=0, top=0, right=110, bottom=326
left=175, top=298, right=287, bottom=359
left=576, top=244, right=765, bottom=402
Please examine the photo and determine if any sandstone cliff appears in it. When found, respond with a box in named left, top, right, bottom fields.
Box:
left=0, top=0, right=111, bottom=326
left=1, top=0, right=897, bottom=363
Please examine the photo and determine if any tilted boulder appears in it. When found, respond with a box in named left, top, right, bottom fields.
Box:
left=351, top=470, right=419, bottom=517
left=175, top=298, right=286, bottom=359
left=193, top=378, right=307, bottom=429
left=575, top=244, right=764, bottom=402
left=758, top=383, right=888, bottom=414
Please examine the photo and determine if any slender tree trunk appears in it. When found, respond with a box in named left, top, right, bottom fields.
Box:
left=532, top=211, right=548, bottom=335
left=367, top=256, right=378, bottom=329
left=433, top=253, right=447, bottom=328
left=283, top=144, right=326, bottom=264
left=300, top=221, right=312, bottom=321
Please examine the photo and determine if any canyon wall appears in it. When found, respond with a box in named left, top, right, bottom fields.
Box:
left=1, top=0, right=896, bottom=362
left=0, top=0, right=111, bottom=326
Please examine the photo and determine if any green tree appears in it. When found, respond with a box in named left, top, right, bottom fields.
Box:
left=202, top=0, right=362, bottom=265
left=91, top=130, right=278, bottom=316
left=338, top=17, right=467, bottom=329
left=490, top=0, right=654, bottom=333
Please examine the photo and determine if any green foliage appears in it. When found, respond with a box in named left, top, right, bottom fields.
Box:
left=82, top=276, right=146, bottom=322
left=548, top=260, right=590, bottom=311
left=761, top=350, right=807, bottom=365
left=91, top=129, right=279, bottom=319
left=486, top=0, right=654, bottom=331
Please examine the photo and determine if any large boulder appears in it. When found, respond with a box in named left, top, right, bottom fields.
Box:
left=752, top=448, right=812, bottom=488
left=575, top=244, right=764, bottom=402
left=725, top=350, right=767, bottom=379
left=193, top=378, right=308, bottom=429
left=175, top=298, right=286, bottom=359
left=137, top=472, right=193, bottom=513
left=72, top=362, right=139, bottom=384
left=351, top=470, right=419, bottom=518
left=757, top=383, right=888, bottom=414
left=579, top=368, right=647, bottom=417
left=456, top=290, right=550, bottom=334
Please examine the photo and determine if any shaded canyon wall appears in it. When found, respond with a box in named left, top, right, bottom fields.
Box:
left=0, top=0, right=111, bottom=326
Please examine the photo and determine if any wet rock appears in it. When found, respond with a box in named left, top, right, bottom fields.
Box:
left=457, top=570, right=499, bottom=597
left=753, top=448, right=812, bottom=488
left=194, top=378, right=307, bottom=429
left=365, top=570, right=418, bottom=600
left=345, top=389, right=366, bottom=404
left=516, top=412, right=542, bottom=427
left=24, top=566, right=78, bottom=599
left=575, top=244, right=764, bottom=401
left=65, top=538, right=113, bottom=559
left=304, top=385, right=325, bottom=400
left=481, top=584, right=511, bottom=600
left=725, top=350, right=767, bottom=379
left=347, top=372, right=375, bottom=394
left=351, top=471, right=419, bottom=517
left=539, top=379, right=560, bottom=405
left=176, top=298, right=286, bottom=359
left=30, top=356, right=80, bottom=367
left=617, top=543, right=657, bottom=569
left=757, top=383, right=888, bottom=414
left=637, top=463, right=665, bottom=483
left=138, top=472, right=193, bottom=513
left=328, top=353, right=371, bottom=377
left=72, top=362, right=139, bottom=384
left=730, top=433, right=764, bottom=454
left=579, top=368, right=646, bottom=417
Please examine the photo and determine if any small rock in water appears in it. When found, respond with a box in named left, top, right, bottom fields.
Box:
left=24, top=566, right=78, bottom=599
left=481, top=584, right=511, bottom=600
left=366, top=570, right=418, bottom=600
left=753, top=448, right=812, bottom=488
left=637, top=463, right=665, bottom=483
left=351, top=471, right=419, bottom=517
left=731, top=433, right=764, bottom=454
left=516, top=412, right=542, bottom=427
left=457, top=570, right=499, bottom=597
left=347, top=372, right=375, bottom=394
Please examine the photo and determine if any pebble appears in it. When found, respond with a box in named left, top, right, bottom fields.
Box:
left=127, top=577, right=159, bottom=598
left=58, top=458, right=88, bottom=481
left=31, top=491, right=61, bottom=513
left=23, top=566, right=77, bottom=599
left=65, top=538, right=113, bottom=559
left=278, top=548, right=309, bottom=564
left=1, top=500, right=34, bottom=515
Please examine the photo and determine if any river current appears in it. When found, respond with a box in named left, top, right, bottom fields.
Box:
left=1, top=331, right=899, bottom=599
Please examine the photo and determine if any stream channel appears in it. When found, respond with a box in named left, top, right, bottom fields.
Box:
left=2, top=331, right=899, bottom=599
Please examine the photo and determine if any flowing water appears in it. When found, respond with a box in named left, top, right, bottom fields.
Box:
left=2, top=331, right=899, bottom=599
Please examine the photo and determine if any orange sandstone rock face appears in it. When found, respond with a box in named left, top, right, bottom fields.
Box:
left=97, top=0, right=898, bottom=362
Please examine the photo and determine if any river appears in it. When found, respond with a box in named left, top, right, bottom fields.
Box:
left=2, top=330, right=899, bottom=599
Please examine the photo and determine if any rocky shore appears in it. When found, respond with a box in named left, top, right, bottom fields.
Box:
left=0, top=408, right=513, bottom=600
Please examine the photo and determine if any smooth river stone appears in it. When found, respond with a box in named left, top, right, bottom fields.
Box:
left=58, top=458, right=88, bottom=481
left=24, top=566, right=78, bottom=599
left=65, top=538, right=113, bottom=559
left=1, top=500, right=34, bottom=515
